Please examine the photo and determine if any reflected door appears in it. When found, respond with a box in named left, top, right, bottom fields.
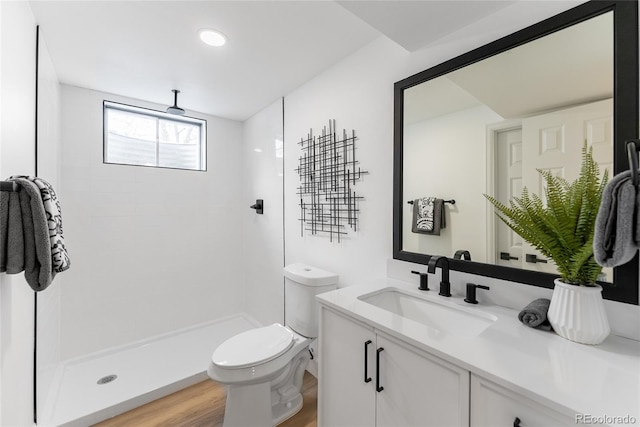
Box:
left=520, top=98, right=613, bottom=275
left=494, top=99, right=612, bottom=275
left=496, top=128, right=524, bottom=268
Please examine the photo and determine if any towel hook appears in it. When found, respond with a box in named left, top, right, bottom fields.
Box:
left=250, top=199, right=264, bottom=215
left=626, top=139, right=640, bottom=187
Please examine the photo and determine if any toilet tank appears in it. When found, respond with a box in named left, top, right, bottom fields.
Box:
left=284, top=263, right=338, bottom=338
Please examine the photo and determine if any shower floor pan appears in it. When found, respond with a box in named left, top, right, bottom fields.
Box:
left=39, top=313, right=258, bottom=427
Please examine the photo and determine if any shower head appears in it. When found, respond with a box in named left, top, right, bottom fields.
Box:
left=166, top=89, right=185, bottom=115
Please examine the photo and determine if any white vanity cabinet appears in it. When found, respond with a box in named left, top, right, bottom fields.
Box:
left=318, top=306, right=376, bottom=426
left=470, top=375, right=577, bottom=427
left=316, top=281, right=640, bottom=426
left=376, top=332, right=470, bottom=427
left=318, top=307, right=470, bottom=427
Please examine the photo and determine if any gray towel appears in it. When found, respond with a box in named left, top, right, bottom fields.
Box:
left=12, top=175, right=70, bottom=272
left=13, top=178, right=54, bottom=291
left=0, top=187, right=25, bottom=273
left=518, top=298, right=552, bottom=331
left=593, top=170, right=639, bottom=267
left=411, top=197, right=446, bottom=235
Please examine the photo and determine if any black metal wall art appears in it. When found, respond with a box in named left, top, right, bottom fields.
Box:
left=296, top=120, right=368, bottom=241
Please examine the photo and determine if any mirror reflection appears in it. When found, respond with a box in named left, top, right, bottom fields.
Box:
left=402, top=12, right=613, bottom=282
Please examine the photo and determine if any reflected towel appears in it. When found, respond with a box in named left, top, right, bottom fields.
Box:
left=518, top=298, right=552, bottom=331
left=593, top=170, right=639, bottom=267
left=412, top=197, right=446, bottom=235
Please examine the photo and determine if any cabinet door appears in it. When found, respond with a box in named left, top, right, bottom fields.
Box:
left=318, top=307, right=376, bottom=427
left=470, top=374, right=576, bottom=427
left=376, top=333, right=470, bottom=427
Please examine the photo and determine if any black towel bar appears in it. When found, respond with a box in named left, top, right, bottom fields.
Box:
left=626, top=139, right=640, bottom=187
left=407, top=199, right=455, bottom=205
left=0, top=181, right=20, bottom=192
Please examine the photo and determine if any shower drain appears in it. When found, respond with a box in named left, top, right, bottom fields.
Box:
left=97, top=374, right=118, bottom=385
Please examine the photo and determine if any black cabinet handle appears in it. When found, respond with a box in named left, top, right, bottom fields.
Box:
left=376, top=347, right=384, bottom=392
left=364, top=340, right=372, bottom=383
left=513, top=417, right=522, bottom=427
left=525, top=254, right=547, bottom=263
left=500, top=252, right=518, bottom=261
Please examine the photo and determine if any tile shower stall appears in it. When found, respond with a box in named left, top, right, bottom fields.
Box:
left=34, top=89, right=285, bottom=425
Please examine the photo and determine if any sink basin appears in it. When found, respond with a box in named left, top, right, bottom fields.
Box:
left=358, top=287, right=497, bottom=338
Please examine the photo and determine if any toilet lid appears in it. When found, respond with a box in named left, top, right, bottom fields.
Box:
left=212, top=324, right=294, bottom=369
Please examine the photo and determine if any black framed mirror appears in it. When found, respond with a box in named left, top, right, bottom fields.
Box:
left=393, top=0, right=638, bottom=304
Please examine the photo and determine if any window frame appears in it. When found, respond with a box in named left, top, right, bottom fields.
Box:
left=103, top=100, right=207, bottom=172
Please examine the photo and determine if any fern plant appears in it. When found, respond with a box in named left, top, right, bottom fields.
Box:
left=484, top=143, right=608, bottom=285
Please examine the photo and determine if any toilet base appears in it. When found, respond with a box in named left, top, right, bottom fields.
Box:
left=272, top=393, right=303, bottom=425
left=224, top=382, right=272, bottom=427
left=221, top=347, right=310, bottom=427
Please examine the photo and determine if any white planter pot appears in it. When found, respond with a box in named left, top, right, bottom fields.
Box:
left=547, top=279, right=610, bottom=345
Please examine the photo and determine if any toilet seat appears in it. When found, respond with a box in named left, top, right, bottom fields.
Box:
left=212, top=324, right=294, bottom=369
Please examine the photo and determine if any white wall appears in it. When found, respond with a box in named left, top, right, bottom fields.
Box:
left=58, top=86, right=245, bottom=359
left=403, top=105, right=501, bottom=261
left=0, top=2, right=37, bottom=425
left=283, top=2, right=640, bottom=341
left=34, top=31, right=62, bottom=422
left=242, top=99, right=285, bottom=326
left=283, top=37, right=402, bottom=287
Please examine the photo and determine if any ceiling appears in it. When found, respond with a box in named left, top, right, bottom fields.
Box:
left=28, top=1, right=570, bottom=122
left=404, top=9, right=612, bottom=124
left=336, top=1, right=514, bottom=52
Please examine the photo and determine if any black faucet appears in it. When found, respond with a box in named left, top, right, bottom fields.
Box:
left=453, top=250, right=471, bottom=261
left=427, top=256, right=451, bottom=297
left=411, top=270, right=429, bottom=291
left=464, top=283, right=490, bottom=304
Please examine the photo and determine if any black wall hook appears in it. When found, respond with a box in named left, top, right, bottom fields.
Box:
left=250, top=199, right=263, bottom=214
left=626, top=139, right=640, bottom=186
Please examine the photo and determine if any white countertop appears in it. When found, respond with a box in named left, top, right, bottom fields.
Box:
left=316, top=277, right=640, bottom=423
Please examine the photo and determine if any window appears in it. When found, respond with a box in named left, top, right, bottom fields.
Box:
left=103, top=101, right=206, bottom=171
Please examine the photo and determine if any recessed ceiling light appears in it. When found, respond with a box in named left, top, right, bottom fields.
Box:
left=199, top=29, right=227, bottom=47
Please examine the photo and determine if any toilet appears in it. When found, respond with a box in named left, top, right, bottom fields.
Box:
left=207, top=263, right=338, bottom=427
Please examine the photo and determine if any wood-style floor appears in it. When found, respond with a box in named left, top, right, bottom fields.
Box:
left=93, top=372, right=317, bottom=427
